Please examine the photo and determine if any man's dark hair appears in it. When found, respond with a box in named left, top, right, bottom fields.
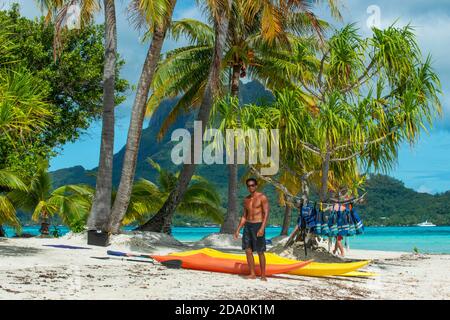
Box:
left=246, top=178, right=257, bottom=186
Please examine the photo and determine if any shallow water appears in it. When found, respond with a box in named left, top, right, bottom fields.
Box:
left=3, top=225, right=450, bottom=254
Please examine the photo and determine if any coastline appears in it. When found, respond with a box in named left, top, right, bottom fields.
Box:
left=4, top=225, right=450, bottom=254
left=1, top=236, right=449, bottom=300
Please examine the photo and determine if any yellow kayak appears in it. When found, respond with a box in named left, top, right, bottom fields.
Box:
left=169, top=248, right=370, bottom=277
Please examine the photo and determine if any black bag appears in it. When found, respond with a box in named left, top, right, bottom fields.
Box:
left=87, top=230, right=110, bottom=247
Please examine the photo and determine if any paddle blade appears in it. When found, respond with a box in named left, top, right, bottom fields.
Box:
left=107, top=250, right=181, bottom=269
left=91, top=256, right=110, bottom=260
left=91, top=256, right=155, bottom=264
left=107, top=250, right=128, bottom=257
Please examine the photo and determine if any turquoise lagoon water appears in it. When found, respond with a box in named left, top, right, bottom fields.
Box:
left=3, top=225, right=450, bottom=254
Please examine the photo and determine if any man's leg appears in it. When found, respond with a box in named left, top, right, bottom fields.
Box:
left=245, top=248, right=256, bottom=279
left=333, top=237, right=338, bottom=254
left=258, top=252, right=267, bottom=281
left=337, top=239, right=345, bottom=257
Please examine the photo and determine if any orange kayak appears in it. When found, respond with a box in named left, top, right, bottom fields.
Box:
left=152, top=253, right=313, bottom=276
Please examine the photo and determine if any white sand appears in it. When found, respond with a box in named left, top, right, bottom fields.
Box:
left=0, top=236, right=449, bottom=300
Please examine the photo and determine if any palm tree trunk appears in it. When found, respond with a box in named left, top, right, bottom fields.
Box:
left=138, top=2, right=232, bottom=234
left=40, top=221, right=50, bottom=235
left=281, top=198, right=291, bottom=236
left=87, top=0, right=117, bottom=232
left=220, top=64, right=241, bottom=234
left=39, top=211, right=50, bottom=236
left=319, top=147, right=331, bottom=202
left=109, top=2, right=176, bottom=234
left=301, top=177, right=310, bottom=203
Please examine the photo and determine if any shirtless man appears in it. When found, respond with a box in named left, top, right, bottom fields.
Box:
left=233, top=178, right=269, bottom=281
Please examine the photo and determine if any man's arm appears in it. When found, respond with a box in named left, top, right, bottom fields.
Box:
left=233, top=201, right=247, bottom=239
left=257, top=195, right=270, bottom=236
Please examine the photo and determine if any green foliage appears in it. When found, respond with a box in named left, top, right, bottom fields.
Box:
left=0, top=195, right=20, bottom=230
left=6, top=160, right=94, bottom=234
left=122, top=159, right=225, bottom=226
left=31, top=158, right=225, bottom=229
left=233, top=24, right=442, bottom=202
left=51, top=225, right=60, bottom=238
left=68, top=218, right=87, bottom=233
left=0, top=13, right=53, bottom=178
left=0, top=5, right=129, bottom=176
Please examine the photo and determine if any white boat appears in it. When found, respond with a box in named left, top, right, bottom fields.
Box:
left=417, top=220, right=436, bottom=227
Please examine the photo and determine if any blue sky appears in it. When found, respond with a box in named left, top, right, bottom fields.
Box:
left=1, top=0, right=450, bottom=194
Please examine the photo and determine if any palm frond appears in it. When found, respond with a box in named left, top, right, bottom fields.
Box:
left=128, top=0, right=173, bottom=33
left=170, top=19, right=215, bottom=45
left=0, top=195, right=21, bottom=229
left=0, top=170, right=27, bottom=192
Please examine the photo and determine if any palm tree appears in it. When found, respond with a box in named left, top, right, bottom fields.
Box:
left=213, top=0, right=337, bottom=234
left=136, top=0, right=232, bottom=234
left=121, top=159, right=223, bottom=228
left=109, top=0, right=176, bottom=233
left=37, top=0, right=172, bottom=234
left=7, top=160, right=92, bottom=235
left=49, top=184, right=95, bottom=231
left=86, top=0, right=119, bottom=232
left=239, top=24, right=442, bottom=207
left=137, top=1, right=341, bottom=234
left=36, top=0, right=116, bottom=233
left=300, top=25, right=440, bottom=202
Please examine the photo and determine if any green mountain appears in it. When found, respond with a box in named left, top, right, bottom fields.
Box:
left=50, top=81, right=450, bottom=226
left=358, top=175, right=450, bottom=226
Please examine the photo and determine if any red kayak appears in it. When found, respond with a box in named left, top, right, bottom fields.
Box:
left=151, top=253, right=313, bottom=276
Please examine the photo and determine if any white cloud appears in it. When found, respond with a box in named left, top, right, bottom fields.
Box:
left=417, top=185, right=434, bottom=194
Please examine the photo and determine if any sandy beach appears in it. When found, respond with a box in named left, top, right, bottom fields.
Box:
left=0, top=235, right=449, bottom=300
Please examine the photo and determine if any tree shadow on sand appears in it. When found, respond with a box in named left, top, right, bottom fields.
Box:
left=0, top=244, right=43, bottom=257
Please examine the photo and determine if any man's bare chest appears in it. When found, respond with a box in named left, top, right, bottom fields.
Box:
left=245, top=197, right=262, bottom=210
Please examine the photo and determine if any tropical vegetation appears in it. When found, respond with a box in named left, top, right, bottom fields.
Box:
left=138, top=0, right=342, bottom=234
left=0, top=2, right=127, bottom=235
left=0, top=0, right=446, bottom=239
left=0, top=160, right=93, bottom=236
left=122, top=159, right=224, bottom=227
left=217, top=23, right=441, bottom=234
left=0, top=5, right=128, bottom=177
